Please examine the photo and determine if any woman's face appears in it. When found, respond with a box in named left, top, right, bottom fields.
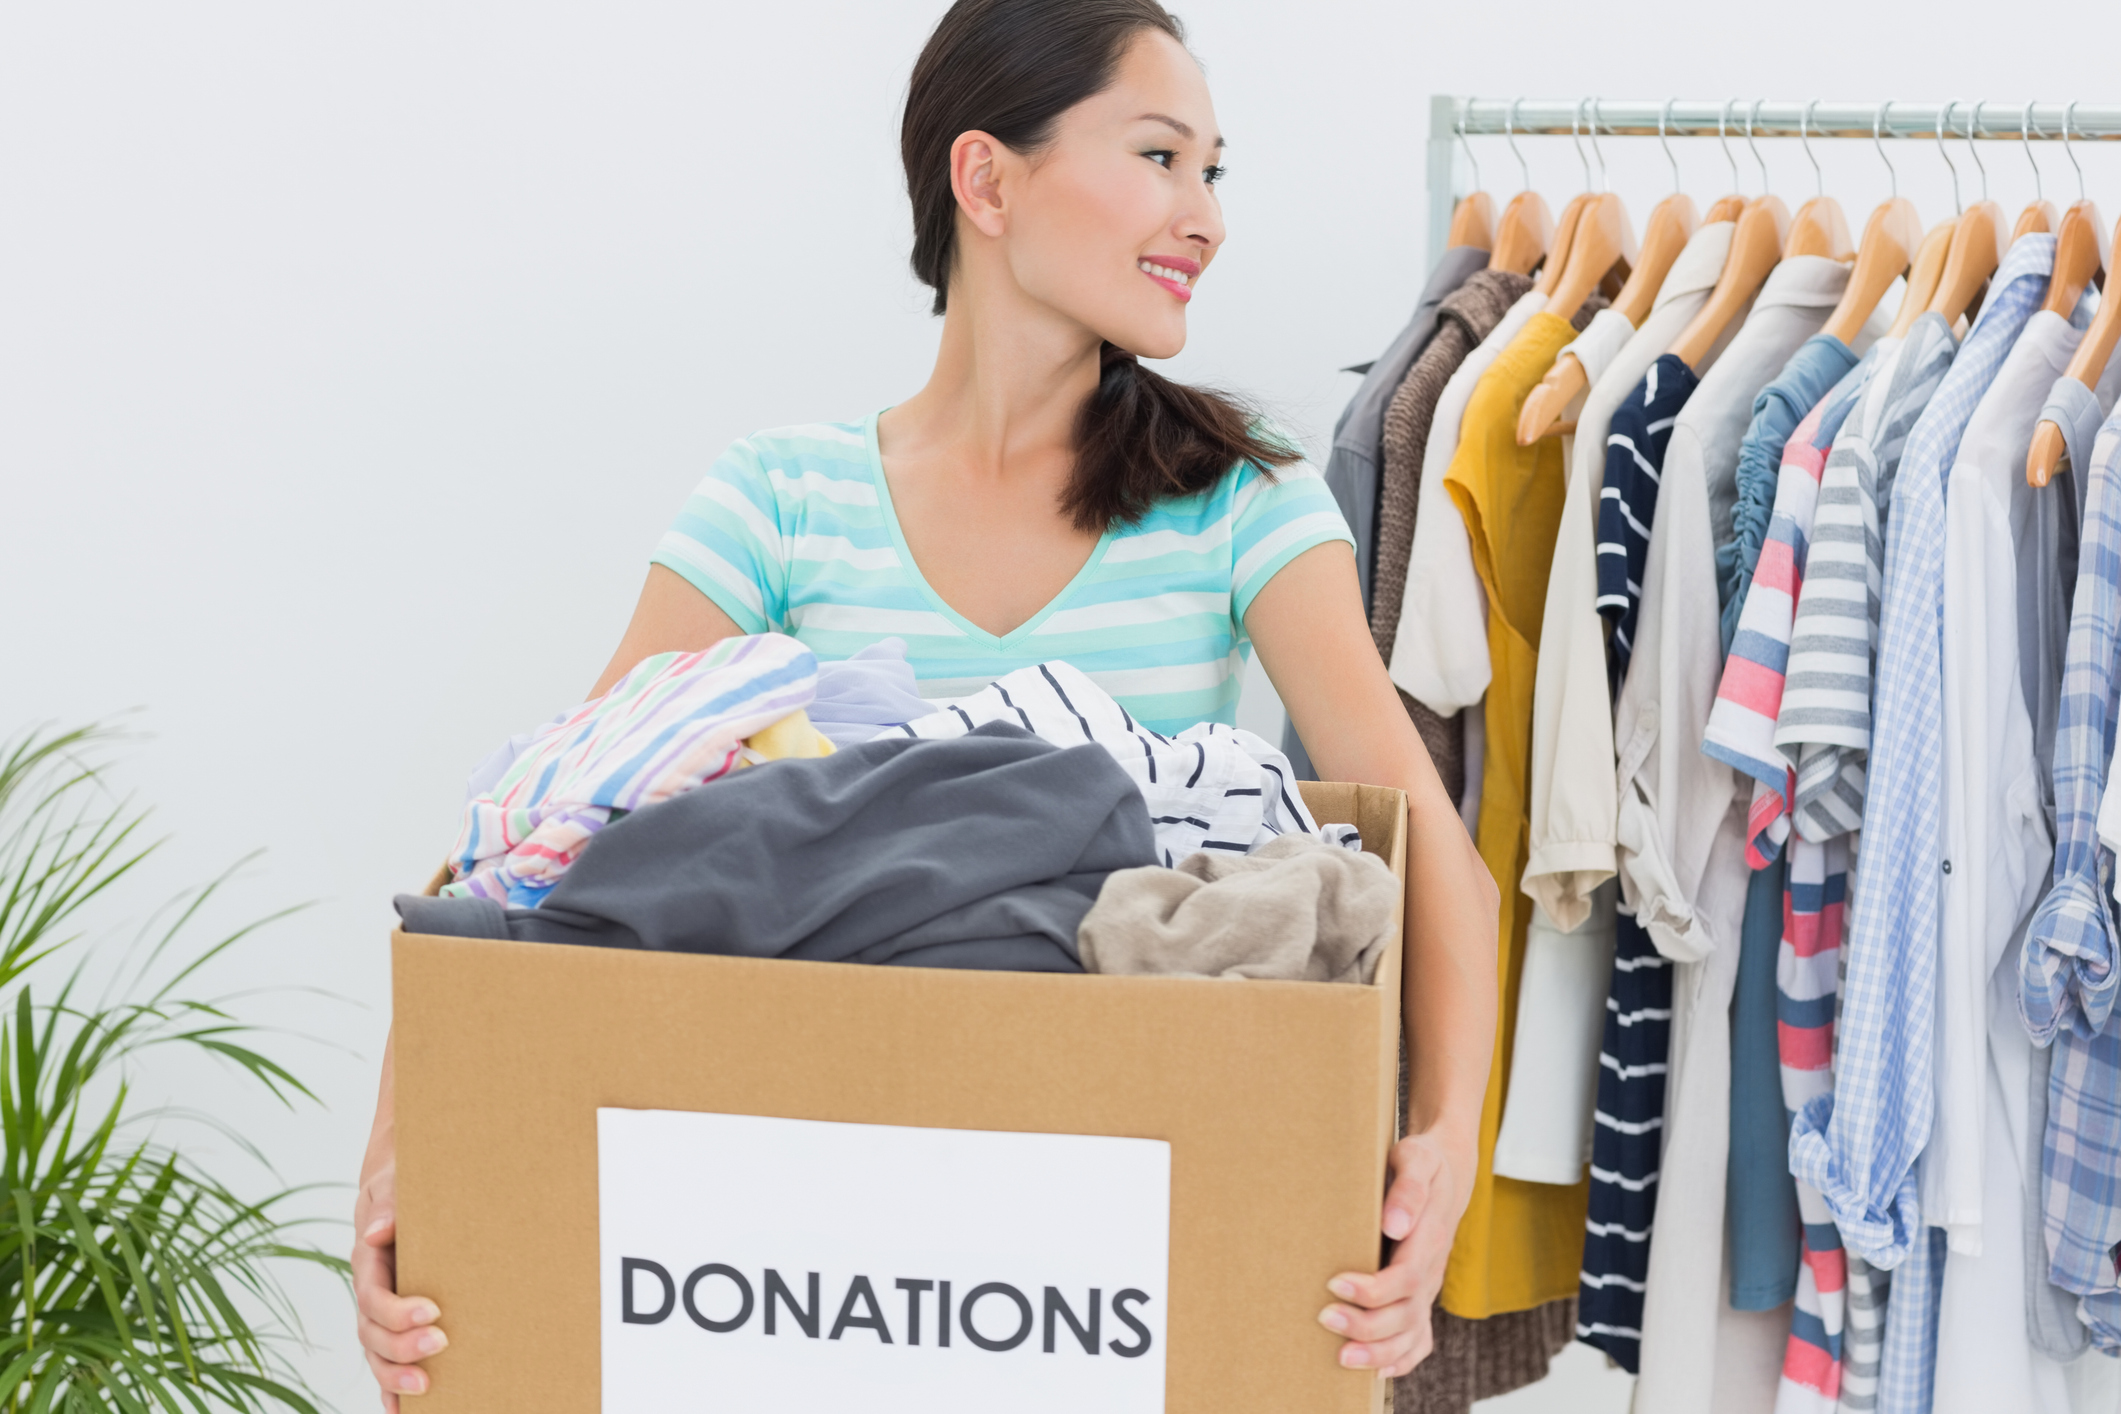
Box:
left=979, top=32, right=1226, bottom=360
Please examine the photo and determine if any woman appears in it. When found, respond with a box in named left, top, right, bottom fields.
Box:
left=353, top=0, right=1498, bottom=1401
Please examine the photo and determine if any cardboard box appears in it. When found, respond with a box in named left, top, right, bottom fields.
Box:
left=394, top=780, right=1406, bottom=1412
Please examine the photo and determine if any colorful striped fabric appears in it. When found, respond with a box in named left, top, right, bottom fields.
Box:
left=445, top=634, right=819, bottom=906
left=652, top=416, right=1354, bottom=737
left=1703, top=351, right=1886, bottom=868
left=1776, top=834, right=1852, bottom=1411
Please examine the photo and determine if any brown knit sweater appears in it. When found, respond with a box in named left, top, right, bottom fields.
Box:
left=1369, top=276, right=1603, bottom=802
left=1390, top=1298, right=1578, bottom=1414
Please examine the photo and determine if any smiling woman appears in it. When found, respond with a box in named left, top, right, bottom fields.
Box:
left=351, top=0, right=1501, bottom=1403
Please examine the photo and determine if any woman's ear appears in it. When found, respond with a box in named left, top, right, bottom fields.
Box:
left=949, top=130, right=1010, bottom=239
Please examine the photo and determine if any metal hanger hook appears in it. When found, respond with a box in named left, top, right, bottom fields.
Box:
left=1660, top=98, right=1681, bottom=194
left=1746, top=99, right=1769, bottom=194
left=2064, top=100, right=2087, bottom=203
left=1505, top=97, right=1530, bottom=192
left=1874, top=101, right=1898, bottom=199
left=1963, top=99, right=1988, bottom=204
left=1719, top=99, right=1741, bottom=191
left=1456, top=103, right=1482, bottom=193
left=2021, top=101, right=2043, bottom=205
left=1937, top=100, right=1963, bottom=214
left=1801, top=100, right=1823, bottom=199
left=1588, top=97, right=1609, bottom=192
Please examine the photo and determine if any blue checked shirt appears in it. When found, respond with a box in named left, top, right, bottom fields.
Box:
left=2024, top=407, right=2121, bottom=1353
left=1787, top=238, right=2059, bottom=1413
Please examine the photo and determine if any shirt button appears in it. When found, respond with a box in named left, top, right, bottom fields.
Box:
left=1941, top=859, right=1953, bottom=874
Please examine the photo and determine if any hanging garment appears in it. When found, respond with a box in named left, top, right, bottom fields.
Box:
left=1491, top=879, right=1615, bottom=1183
left=399, top=722, right=1156, bottom=972
left=1076, top=833, right=1398, bottom=983
left=1390, top=1298, right=1577, bottom=1414
left=1718, top=334, right=1868, bottom=650
left=446, top=634, right=820, bottom=907
left=1787, top=233, right=2062, bottom=1414
left=1390, top=287, right=1550, bottom=717
left=1576, top=359, right=1703, bottom=1375
left=1598, top=356, right=1703, bottom=694
left=654, top=415, right=1351, bottom=737
left=1776, top=327, right=1959, bottom=843
left=1326, top=244, right=1490, bottom=614
left=1372, top=269, right=1531, bottom=661
left=1622, top=252, right=1868, bottom=1414
left=2022, top=407, right=2121, bottom=1356
left=1704, top=344, right=1894, bottom=866
left=1694, top=341, right=1888, bottom=1406
left=1932, top=310, right=2102, bottom=1265
left=890, top=660, right=1320, bottom=864
left=1933, top=939, right=2121, bottom=1413
left=1371, top=270, right=1537, bottom=797
left=1285, top=245, right=1488, bottom=780
left=1713, top=351, right=1894, bottom=1319
left=1499, top=220, right=1743, bottom=1202
left=1524, top=215, right=1737, bottom=932
left=1435, top=300, right=1605, bottom=1321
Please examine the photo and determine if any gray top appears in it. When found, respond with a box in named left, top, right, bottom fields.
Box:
left=396, top=722, right=1156, bottom=972
left=1322, top=244, right=1488, bottom=611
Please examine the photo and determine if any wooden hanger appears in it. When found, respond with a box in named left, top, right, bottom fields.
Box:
left=2041, top=199, right=2109, bottom=316
left=1516, top=193, right=1692, bottom=444
left=1888, top=217, right=1957, bottom=339
left=1488, top=190, right=1551, bottom=275
left=1821, top=197, right=1921, bottom=347
left=1534, top=194, right=1593, bottom=297
left=2013, top=200, right=2057, bottom=240
left=1449, top=191, right=1495, bottom=250
left=1704, top=194, right=1748, bottom=223
left=1543, top=192, right=1638, bottom=324
left=1925, top=199, right=2005, bottom=326
left=1666, top=195, right=1789, bottom=371
left=1784, top=195, right=1856, bottom=260
left=2027, top=209, right=2121, bottom=487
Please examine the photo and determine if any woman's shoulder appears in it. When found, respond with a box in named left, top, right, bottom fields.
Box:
left=719, top=419, right=871, bottom=473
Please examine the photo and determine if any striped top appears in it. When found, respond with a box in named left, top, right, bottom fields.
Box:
left=652, top=415, right=1354, bottom=737
left=1596, top=355, right=1700, bottom=696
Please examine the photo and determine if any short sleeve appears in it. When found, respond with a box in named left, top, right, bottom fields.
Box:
left=651, top=438, right=788, bottom=635
left=1229, top=456, right=1357, bottom=626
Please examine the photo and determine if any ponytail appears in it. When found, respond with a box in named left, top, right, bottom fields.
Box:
left=1065, top=344, right=1300, bottom=530
left=905, top=0, right=1302, bottom=532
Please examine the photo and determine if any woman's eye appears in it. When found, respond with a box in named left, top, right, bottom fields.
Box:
left=1142, top=149, right=1175, bottom=169
left=1203, top=164, right=1227, bottom=186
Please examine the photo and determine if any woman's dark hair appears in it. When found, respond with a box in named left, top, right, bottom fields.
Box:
left=902, top=0, right=1300, bottom=531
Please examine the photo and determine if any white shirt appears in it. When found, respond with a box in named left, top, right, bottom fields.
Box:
left=1388, top=288, right=1547, bottom=714
left=1931, top=312, right=2087, bottom=1254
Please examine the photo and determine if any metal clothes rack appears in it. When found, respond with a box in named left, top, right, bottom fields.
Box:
left=1424, top=97, right=2121, bottom=269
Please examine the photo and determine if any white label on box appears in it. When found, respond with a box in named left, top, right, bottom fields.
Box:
left=597, top=1108, right=1170, bottom=1413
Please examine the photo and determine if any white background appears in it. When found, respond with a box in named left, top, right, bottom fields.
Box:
left=597, top=1110, right=1169, bottom=1412
left=3, top=2, right=2115, bottom=1408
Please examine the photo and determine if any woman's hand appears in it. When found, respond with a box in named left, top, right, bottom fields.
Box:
left=356, top=1034, right=445, bottom=1408
left=1319, top=1127, right=1472, bottom=1376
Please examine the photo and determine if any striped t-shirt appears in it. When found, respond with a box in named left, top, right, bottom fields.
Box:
left=651, top=415, right=1354, bottom=736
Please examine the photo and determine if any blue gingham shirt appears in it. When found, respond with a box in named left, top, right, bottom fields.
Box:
left=1787, top=235, right=2060, bottom=1409
left=2024, top=406, right=2121, bottom=1353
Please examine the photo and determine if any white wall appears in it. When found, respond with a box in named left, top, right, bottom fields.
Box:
left=2, top=2, right=2112, bottom=1407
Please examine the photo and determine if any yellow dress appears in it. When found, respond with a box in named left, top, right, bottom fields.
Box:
left=1437, top=312, right=1591, bottom=1318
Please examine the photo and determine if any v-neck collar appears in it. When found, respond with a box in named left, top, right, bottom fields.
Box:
left=864, top=410, right=1116, bottom=650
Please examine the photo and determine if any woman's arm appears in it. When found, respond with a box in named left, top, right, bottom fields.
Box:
left=588, top=564, right=746, bottom=698
left=1244, top=540, right=1500, bottom=1378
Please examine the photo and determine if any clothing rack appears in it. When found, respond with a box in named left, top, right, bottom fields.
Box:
left=1424, top=96, right=2121, bottom=270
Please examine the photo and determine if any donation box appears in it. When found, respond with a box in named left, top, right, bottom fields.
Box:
left=393, top=782, right=1407, bottom=1413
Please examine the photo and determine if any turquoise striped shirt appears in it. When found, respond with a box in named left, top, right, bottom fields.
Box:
left=652, top=413, right=1353, bottom=735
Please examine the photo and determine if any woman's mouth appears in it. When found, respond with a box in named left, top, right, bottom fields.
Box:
left=1138, top=256, right=1199, bottom=302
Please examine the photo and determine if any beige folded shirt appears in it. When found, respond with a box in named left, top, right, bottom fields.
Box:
left=1077, top=834, right=1397, bottom=984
